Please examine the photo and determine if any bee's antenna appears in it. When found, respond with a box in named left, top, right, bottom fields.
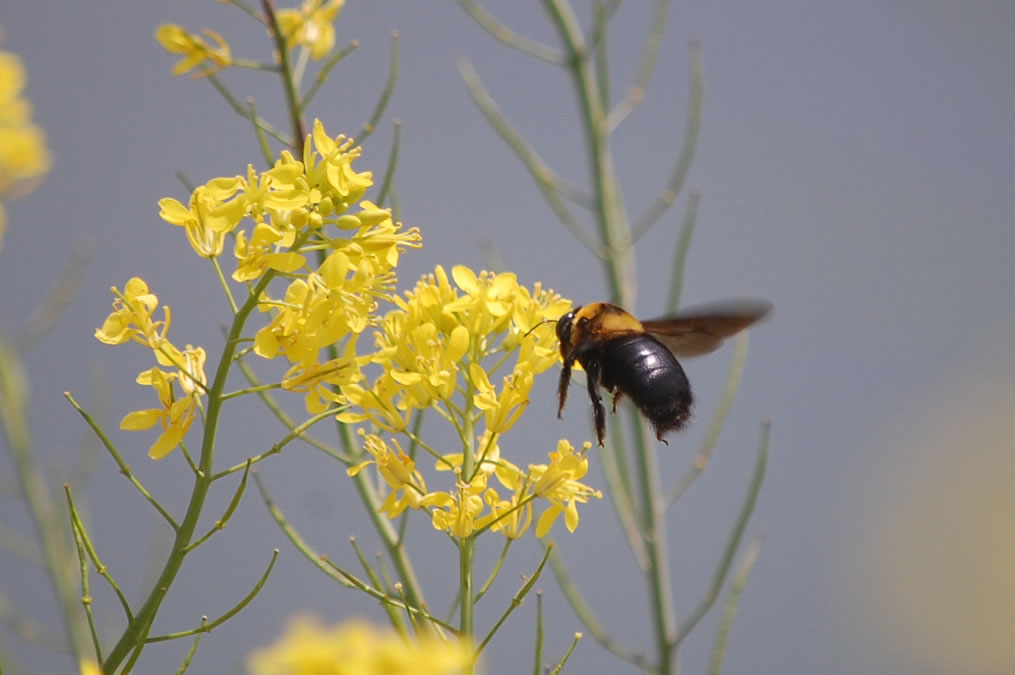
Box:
left=522, top=318, right=557, bottom=339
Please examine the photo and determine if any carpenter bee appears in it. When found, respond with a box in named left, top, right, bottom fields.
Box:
left=556, top=299, right=771, bottom=446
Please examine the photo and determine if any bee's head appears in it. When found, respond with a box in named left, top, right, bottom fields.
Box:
left=555, top=306, right=580, bottom=353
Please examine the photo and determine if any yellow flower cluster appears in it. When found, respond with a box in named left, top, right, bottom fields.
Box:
left=98, top=113, right=600, bottom=536
left=247, top=616, right=474, bottom=675
left=0, top=47, right=51, bottom=247
left=344, top=266, right=602, bottom=538
left=95, top=278, right=207, bottom=460
left=100, top=120, right=419, bottom=458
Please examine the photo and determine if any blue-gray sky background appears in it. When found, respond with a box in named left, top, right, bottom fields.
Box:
left=2, top=1, right=1014, bottom=673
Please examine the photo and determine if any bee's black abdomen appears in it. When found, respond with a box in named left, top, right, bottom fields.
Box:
left=599, top=334, right=693, bottom=441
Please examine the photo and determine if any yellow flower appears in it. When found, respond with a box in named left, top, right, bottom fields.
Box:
left=478, top=487, right=532, bottom=539
left=120, top=367, right=201, bottom=460
left=305, top=120, right=372, bottom=208
left=94, top=278, right=184, bottom=368
left=336, top=374, right=411, bottom=433
left=530, top=440, right=603, bottom=537
left=470, top=364, right=533, bottom=434
left=276, top=0, right=345, bottom=61
left=79, top=660, right=102, bottom=675
left=233, top=222, right=306, bottom=282
left=154, top=24, right=231, bottom=78
left=445, top=265, right=519, bottom=336
left=0, top=50, right=51, bottom=242
left=253, top=267, right=371, bottom=366
left=422, top=474, right=487, bottom=538
left=247, top=616, right=474, bottom=675
left=158, top=187, right=230, bottom=257
left=435, top=431, right=506, bottom=478
left=281, top=342, right=360, bottom=414
left=347, top=432, right=427, bottom=518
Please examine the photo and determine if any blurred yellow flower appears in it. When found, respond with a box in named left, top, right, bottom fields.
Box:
left=154, top=24, right=231, bottom=78
left=0, top=49, right=51, bottom=247
left=276, top=0, right=345, bottom=61
left=247, top=616, right=474, bottom=675
left=79, top=660, right=102, bottom=675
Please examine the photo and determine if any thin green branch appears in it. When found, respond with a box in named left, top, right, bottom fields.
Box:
left=67, top=489, right=103, bottom=663
left=598, top=423, right=647, bottom=570
left=586, top=0, right=623, bottom=54
left=474, top=543, right=552, bottom=656
left=457, top=0, right=564, bottom=65
left=666, top=329, right=748, bottom=507
left=353, top=31, right=400, bottom=147
left=186, top=459, right=252, bottom=552
left=254, top=472, right=450, bottom=632
left=473, top=537, right=513, bottom=604
left=663, top=187, right=700, bottom=313
left=674, top=420, right=769, bottom=647
left=457, top=57, right=606, bottom=257
left=64, top=393, right=179, bottom=531
left=232, top=355, right=346, bottom=461
left=147, top=549, right=279, bottom=642
left=592, top=2, right=611, bottom=114
left=204, top=73, right=292, bottom=147
left=606, top=0, right=671, bottom=133
left=549, top=632, right=584, bottom=675
left=631, top=36, right=704, bottom=242
left=541, top=540, right=649, bottom=669
left=14, top=239, right=91, bottom=354
left=303, top=40, right=360, bottom=107
left=623, top=406, right=676, bottom=667
left=532, top=591, right=544, bottom=675
left=246, top=98, right=275, bottom=168
left=350, top=537, right=407, bottom=634
left=544, top=0, right=636, bottom=304
left=176, top=628, right=203, bottom=674
left=0, top=342, right=92, bottom=659
left=709, top=534, right=763, bottom=675
left=261, top=0, right=306, bottom=149
left=65, top=485, right=134, bottom=623
left=374, top=119, right=401, bottom=207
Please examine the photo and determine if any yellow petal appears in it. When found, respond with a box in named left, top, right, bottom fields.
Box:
left=120, top=409, right=161, bottom=431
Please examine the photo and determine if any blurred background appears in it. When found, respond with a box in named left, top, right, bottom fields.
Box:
left=2, top=1, right=1014, bottom=673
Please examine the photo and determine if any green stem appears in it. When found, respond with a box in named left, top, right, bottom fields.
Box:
left=102, top=273, right=275, bottom=672
left=459, top=360, right=478, bottom=666
left=544, top=0, right=636, bottom=305
left=261, top=0, right=306, bottom=148
left=0, top=343, right=91, bottom=660
left=627, top=412, right=677, bottom=674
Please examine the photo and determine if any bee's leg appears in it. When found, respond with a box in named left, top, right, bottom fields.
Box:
left=610, top=390, right=624, bottom=413
left=556, top=363, right=573, bottom=419
left=583, top=359, right=606, bottom=446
